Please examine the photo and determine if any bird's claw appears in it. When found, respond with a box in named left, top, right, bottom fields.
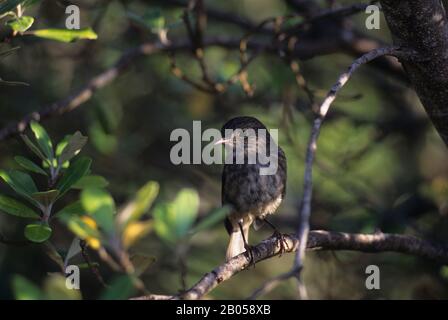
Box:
left=272, top=230, right=289, bottom=257
left=244, top=244, right=256, bottom=268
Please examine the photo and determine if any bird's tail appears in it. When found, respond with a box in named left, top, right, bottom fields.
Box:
left=226, top=223, right=249, bottom=261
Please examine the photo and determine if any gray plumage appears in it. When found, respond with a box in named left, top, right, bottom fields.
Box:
left=220, top=116, right=287, bottom=261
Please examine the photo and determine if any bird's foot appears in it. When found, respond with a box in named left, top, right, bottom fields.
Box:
left=272, top=230, right=289, bottom=257
left=244, top=244, right=256, bottom=268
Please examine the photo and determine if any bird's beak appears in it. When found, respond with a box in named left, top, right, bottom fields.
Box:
left=214, top=138, right=230, bottom=145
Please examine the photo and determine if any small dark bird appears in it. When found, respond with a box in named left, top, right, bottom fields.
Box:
left=217, top=116, right=287, bottom=262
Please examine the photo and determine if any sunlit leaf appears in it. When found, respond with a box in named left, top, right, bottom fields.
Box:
left=12, top=274, right=43, bottom=300
left=63, top=215, right=101, bottom=240
left=0, top=169, right=38, bottom=205
left=24, top=223, right=52, bottom=243
left=14, top=156, right=47, bottom=176
left=72, top=175, right=109, bottom=190
left=153, top=188, right=199, bottom=244
left=0, top=194, right=39, bottom=219
left=31, top=27, right=98, bottom=43
left=56, top=157, right=91, bottom=197
left=118, top=181, right=159, bottom=226
left=58, top=131, right=88, bottom=164
left=6, top=15, right=34, bottom=32
left=122, top=221, right=152, bottom=249
left=81, top=188, right=115, bottom=235
left=30, top=121, right=53, bottom=160
left=21, top=134, right=47, bottom=162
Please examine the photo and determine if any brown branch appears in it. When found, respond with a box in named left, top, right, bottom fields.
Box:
left=131, top=230, right=448, bottom=300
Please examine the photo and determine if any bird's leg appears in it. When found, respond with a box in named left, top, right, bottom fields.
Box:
left=238, top=220, right=255, bottom=267
left=264, top=218, right=289, bottom=257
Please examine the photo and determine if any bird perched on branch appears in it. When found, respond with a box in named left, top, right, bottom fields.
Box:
left=216, top=116, right=287, bottom=262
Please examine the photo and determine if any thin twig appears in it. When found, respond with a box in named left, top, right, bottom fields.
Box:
left=80, top=240, right=108, bottom=288
left=293, top=46, right=400, bottom=298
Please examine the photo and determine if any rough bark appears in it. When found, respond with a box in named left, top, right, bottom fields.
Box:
left=381, top=0, right=448, bottom=145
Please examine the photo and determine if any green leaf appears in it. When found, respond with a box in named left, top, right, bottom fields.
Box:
left=153, top=188, right=199, bottom=244
left=118, top=181, right=159, bottom=226
left=58, top=131, right=88, bottom=164
left=0, top=169, right=38, bottom=205
left=21, top=134, right=47, bottom=162
left=81, top=188, right=115, bottom=235
left=24, top=223, right=52, bottom=243
left=6, top=16, right=34, bottom=32
left=189, top=205, right=231, bottom=235
left=54, top=201, right=84, bottom=219
left=14, top=156, right=47, bottom=176
left=31, top=27, right=98, bottom=43
left=63, top=215, right=101, bottom=240
left=32, top=190, right=59, bottom=207
left=12, top=275, right=43, bottom=300
left=0, top=0, right=26, bottom=15
left=72, top=175, right=109, bottom=190
left=56, top=157, right=92, bottom=197
left=100, top=275, right=136, bottom=300
left=0, top=194, right=39, bottom=219
left=55, top=135, right=70, bottom=157
left=30, top=121, right=53, bottom=160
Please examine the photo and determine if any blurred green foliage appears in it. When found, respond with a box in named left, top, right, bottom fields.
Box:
left=0, top=0, right=447, bottom=300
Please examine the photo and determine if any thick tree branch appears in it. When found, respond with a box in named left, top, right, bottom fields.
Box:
left=380, top=0, right=448, bottom=146
left=132, top=230, right=448, bottom=300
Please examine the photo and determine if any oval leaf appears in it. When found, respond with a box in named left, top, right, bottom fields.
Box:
left=117, top=181, right=159, bottom=226
left=54, top=201, right=84, bottom=219
left=32, top=190, right=59, bottom=207
left=56, top=157, right=92, bottom=197
left=14, top=156, right=47, bottom=176
left=59, top=131, right=88, bottom=164
left=7, top=16, right=34, bottom=32
left=24, top=223, right=52, bottom=243
left=81, top=188, right=115, bottom=234
left=0, top=195, right=39, bottom=219
left=72, top=175, right=109, bottom=190
left=21, top=134, right=47, bottom=162
left=0, top=169, right=39, bottom=205
left=30, top=121, right=53, bottom=160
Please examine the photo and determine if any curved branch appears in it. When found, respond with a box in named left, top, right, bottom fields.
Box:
left=132, top=230, right=448, bottom=300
